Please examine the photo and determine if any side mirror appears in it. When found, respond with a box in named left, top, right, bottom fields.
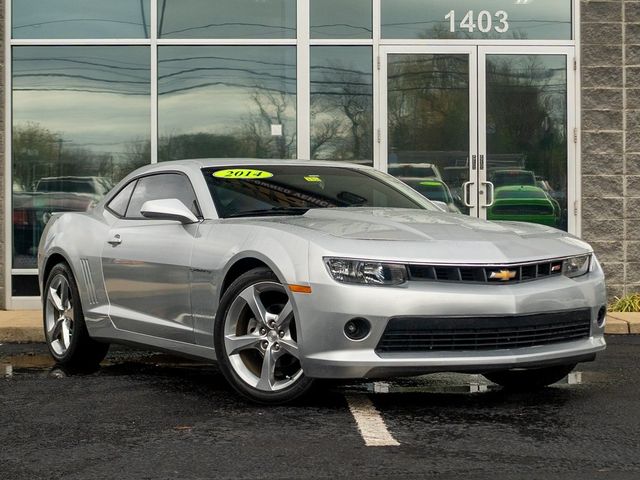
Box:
left=140, top=198, right=199, bottom=224
left=431, top=201, right=449, bottom=213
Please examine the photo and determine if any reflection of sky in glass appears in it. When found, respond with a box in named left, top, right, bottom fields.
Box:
left=382, top=0, right=571, bottom=40
left=310, top=47, right=373, bottom=164
left=13, top=47, right=151, bottom=157
left=158, top=0, right=296, bottom=38
left=158, top=46, right=297, bottom=160
left=12, top=0, right=150, bottom=39
left=310, top=0, right=372, bottom=39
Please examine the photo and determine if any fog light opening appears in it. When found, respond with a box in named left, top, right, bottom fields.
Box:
left=597, top=306, right=607, bottom=328
left=344, top=318, right=371, bottom=341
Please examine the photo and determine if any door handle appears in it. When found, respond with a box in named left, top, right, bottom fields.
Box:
left=461, top=181, right=474, bottom=208
left=108, top=234, right=122, bottom=246
left=482, top=181, right=495, bottom=208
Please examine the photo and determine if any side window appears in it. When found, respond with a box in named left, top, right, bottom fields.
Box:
left=106, top=180, right=137, bottom=217
left=125, top=173, right=200, bottom=219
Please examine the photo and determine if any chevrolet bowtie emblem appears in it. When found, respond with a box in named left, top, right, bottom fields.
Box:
left=490, top=270, right=517, bottom=281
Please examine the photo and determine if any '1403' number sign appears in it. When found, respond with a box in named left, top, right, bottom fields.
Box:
left=445, top=10, right=509, bottom=34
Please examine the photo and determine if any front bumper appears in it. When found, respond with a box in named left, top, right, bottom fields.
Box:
left=294, top=264, right=607, bottom=379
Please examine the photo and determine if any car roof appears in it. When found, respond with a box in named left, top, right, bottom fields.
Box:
left=133, top=158, right=374, bottom=173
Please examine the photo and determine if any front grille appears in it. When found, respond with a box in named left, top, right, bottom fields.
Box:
left=376, top=309, right=592, bottom=353
left=408, top=259, right=565, bottom=284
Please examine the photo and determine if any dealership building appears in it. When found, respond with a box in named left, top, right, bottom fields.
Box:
left=0, top=0, right=637, bottom=309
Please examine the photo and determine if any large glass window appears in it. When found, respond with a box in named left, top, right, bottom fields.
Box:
left=158, top=46, right=297, bottom=161
left=387, top=53, right=471, bottom=214
left=158, top=0, right=296, bottom=39
left=12, top=46, right=151, bottom=268
left=310, top=0, right=372, bottom=39
left=485, top=55, right=568, bottom=231
left=382, top=0, right=572, bottom=40
left=310, top=47, right=373, bottom=166
left=12, top=0, right=150, bottom=39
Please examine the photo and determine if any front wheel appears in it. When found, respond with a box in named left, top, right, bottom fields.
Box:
left=483, top=364, right=576, bottom=391
left=214, top=267, right=314, bottom=404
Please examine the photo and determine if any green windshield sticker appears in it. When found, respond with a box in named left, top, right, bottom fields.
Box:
left=213, top=169, right=273, bottom=179
left=304, top=175, right=322, bottom=182
left=419, top=181, right=441, bottom=187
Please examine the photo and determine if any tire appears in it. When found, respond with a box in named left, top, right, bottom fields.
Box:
left=43, top=262, right=109, bottom=369
left=214, top=267, right=314, bottom=404
left=483, top=364, right=576, bottom=391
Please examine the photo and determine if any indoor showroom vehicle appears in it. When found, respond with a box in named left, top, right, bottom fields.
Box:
left=38, top=159, right=607, bottom=404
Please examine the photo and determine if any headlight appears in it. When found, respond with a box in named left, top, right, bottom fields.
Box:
left=325, top=258, right=408, bottom=286
left=563, top=255, right=591, bottom=278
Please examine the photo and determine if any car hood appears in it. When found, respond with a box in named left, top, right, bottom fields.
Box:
left=258, top=208, right=592, bottom=262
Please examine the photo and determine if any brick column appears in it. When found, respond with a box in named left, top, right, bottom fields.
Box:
left=0, top=0, right=5, bottom=308
left=581, top=0, right=630, bottom=299
left=624, top=1, right=640, bottom=294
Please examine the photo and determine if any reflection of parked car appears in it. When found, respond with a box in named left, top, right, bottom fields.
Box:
left=487, top=185, right=560, bottom=227
left=389, top=163, right=442, bottom=181
left=35, top=176, right=113, bottom=199
left=14, top=176, right=112, bottom=257
left=490, top=169, right=537, bottom=188
left=405, top=178, right=461, bottom=213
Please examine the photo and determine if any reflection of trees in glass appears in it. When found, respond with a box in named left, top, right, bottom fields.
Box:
left=310, top=56, right=373, bottom=162
left=388, top=54, right=469, bottom=155
left=13, top=122, right=149, bottom=190
left=486, top=56, right=567, bottom=193
left=159, top=87, right=296, bottom=161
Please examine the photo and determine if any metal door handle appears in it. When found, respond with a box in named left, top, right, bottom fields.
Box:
left=482, top=181, right=495, bottom=208
left=108, top=234, right=122, bottom=246
left=461, top=181, right=474, bottom=208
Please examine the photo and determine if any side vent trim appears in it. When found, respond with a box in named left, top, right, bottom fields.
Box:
left=80, top=258, right=98, bottom=305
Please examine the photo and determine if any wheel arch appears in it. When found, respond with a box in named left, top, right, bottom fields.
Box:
left=219, top=256, right=277, bottom=300
left=42, top=251, right=73, bottom=293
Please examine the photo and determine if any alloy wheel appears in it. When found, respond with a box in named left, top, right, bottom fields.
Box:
left=223, top=281, right=303, bottom=392
left=45, top=274, right=74, bottom=356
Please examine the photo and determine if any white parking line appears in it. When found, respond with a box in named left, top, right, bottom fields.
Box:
left=345, top=394, right=400, bottom=447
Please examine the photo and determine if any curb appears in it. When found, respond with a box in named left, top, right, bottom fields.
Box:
left=0, top=311, right=44, bottom=343
left=1, top=310, right=639, bottom=344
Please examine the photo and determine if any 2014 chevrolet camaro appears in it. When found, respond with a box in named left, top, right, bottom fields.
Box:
left=38, top=159, right=607, bottom=403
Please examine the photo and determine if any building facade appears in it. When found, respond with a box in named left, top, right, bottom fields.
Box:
left=0, top=0, right=637, bottom=309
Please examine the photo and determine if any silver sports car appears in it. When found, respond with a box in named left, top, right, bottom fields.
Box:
left=38, top=159, right=607, bottom=403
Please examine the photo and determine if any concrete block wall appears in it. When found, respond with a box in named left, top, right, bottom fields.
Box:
left=0, top=0, right=5, bottom=309
left=582, top=0, right=640, bottom=299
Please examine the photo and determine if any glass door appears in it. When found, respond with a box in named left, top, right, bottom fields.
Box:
left=478, top=47, right=575, bottom=232
left=381, top=46, right=575, bottom=232
left=380, top=46, right=479, bottom=217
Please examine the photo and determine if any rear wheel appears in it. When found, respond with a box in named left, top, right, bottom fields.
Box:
left=483, top=364, right=576, bottom=391
left=44, top=263, right=109, bottom=369
left=214, top=267, right=314, bottom=404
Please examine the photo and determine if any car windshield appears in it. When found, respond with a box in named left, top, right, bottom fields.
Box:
left=496, top=188, right=547, bottom=200
left=36, top=179, right=96, bottom=194
left=491, top=171, right=536, bottom=188
left=202, top=165, right=437, bottom=218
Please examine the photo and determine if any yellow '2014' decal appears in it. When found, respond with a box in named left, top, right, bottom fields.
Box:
left=213, top=169, right=273, bottom=179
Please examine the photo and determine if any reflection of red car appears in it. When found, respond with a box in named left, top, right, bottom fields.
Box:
left=13, top=191, right=97, bottom=256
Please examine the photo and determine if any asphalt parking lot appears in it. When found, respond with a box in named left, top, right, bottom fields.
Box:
left=1, top=337, right=640, bottom=480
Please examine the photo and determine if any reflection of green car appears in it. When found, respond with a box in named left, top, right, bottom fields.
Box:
left=488, top=185, right=560, bottom=227
left=405, top=178, right=461, bottom=213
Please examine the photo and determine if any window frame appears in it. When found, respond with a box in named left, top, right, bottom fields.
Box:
left=105, top=171, right=203, bottom=221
